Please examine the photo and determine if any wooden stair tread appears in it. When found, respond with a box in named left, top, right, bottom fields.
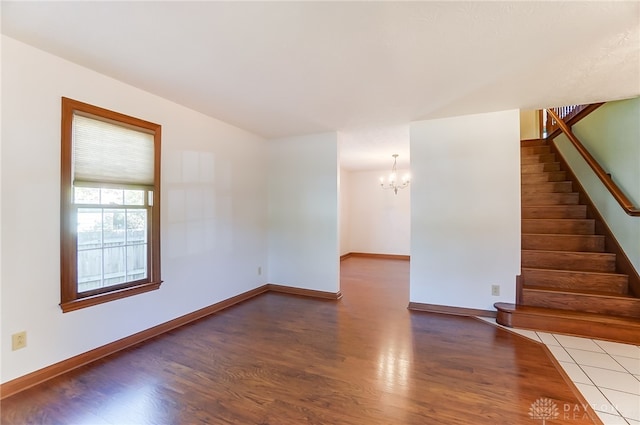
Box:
left=495, top=302, right=640, bottom=324
left=520, top=163, right=561, bottom=172
left=523, top=285, right=634, bottom=299
left=521, top=173, right=568, bottom=183
left=522, top=249, right=614, bottom=257
left=522, top=249, right=616, bottom=272
left=522, top=287, right=640, bottom=318
left=522, top=193, right=579, bottom=205
left=522, top=234, right=604, bottom=252
left=523, top=232, right=601, bottom=236
left=522, top=218, right=593, bottom=224
left=520, top=153, right=556, bottom=164
left=521, top=171, right=564, bottom=174
left=520, top=139, right=547, bottom=147
left=521, top=180, right=572, bottom=185
left=520, top=161, right=560, bottom=166
left=521, top=219, right=595, bottom=235
left=521, top=205, right=587, bottom=219
left=522, top=267, right=629, bottom=294
left=520, top=146, right=551, bottom=155
left=521, top=181, right=573, bottom=193
left=520, top=171, right=567, bottom=176
left=522, top=267, right=628, bottom=280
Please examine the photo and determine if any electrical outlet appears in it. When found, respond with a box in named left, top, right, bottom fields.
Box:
left=12, top=331, right=27, bottom=351
left=491, top=285, right=500, bottom=296
left=258, top=266, right=262, bottom=276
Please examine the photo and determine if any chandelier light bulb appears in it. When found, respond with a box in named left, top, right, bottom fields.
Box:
left=380, top=154, right=410, bottom=195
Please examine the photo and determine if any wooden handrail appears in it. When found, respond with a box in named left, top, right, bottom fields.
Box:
left=547, top=108, right=640, bottom=216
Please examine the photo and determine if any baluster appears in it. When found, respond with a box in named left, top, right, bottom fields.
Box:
left=545, top=104, right=595, bottom=136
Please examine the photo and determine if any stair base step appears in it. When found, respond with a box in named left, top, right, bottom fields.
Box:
left=494, top=302, right=640, bottom=344
left=521, top=218, right=594, bottom=235
left=522, top=286, right=640, bottom=317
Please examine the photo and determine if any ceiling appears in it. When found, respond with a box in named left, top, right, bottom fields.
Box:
left=2, top=1, right=639, bottom=170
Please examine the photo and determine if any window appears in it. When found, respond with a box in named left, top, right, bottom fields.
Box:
left=60, top=98, right=161, bottom=312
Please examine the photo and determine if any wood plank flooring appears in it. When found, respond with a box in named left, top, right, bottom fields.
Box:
left=1, top=258, right=597, bottom=424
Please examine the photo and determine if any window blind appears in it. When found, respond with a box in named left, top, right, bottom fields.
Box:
left=73, top=114, right=155, bottom=185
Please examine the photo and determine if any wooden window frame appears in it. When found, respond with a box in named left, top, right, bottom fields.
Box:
left=60, top=97, right=162, bottom=313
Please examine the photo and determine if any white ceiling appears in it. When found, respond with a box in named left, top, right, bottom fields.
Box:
left=2, top=1, right=639, bottom=170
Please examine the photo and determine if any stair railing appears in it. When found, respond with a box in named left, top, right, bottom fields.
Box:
left=543, top=104, right=605, bottom=137
left=546, top=108, right=640, bottom=216
left=544, top=105, right=584, bottom=135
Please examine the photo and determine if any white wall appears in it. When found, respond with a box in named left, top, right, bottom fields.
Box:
left=344, top=169, right=410, bottom=255
left=572, top=98, right=640, bottom=207
left=410, top=110, right=521, bottom=311
left=562, top=98, right=640, bottom=274
left=556, top=134, right=640, bottom=275
left=1, top=36, right=268, bottom=383
left=267, top=133, right=339, bottom=293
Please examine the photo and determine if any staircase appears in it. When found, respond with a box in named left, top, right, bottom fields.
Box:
left=495, top=139, right=640, bottom=344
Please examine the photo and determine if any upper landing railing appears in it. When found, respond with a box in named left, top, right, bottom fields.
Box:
left=544, top=104, right=592, bottom=136
left=545, top=105, right=640, bottom=216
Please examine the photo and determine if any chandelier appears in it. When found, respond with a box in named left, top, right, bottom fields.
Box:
left=380, top=154, right=410, bottom=195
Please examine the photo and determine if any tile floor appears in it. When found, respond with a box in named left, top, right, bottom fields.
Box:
left=478, top=318, right=640, bottom=425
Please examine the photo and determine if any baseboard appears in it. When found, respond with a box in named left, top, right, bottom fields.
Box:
left=343, top=252, right=410, bottom=261
left=267, top=284, right=343, bottom=300
left=408, top=302, right=497, bottom=318
left=0, top=283, right=341, bottom=400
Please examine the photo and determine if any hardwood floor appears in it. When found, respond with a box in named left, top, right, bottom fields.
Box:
left=2, top=258, right=598, bottom=424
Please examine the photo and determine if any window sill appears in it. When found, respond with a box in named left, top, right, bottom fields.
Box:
left=60, top=281, right=162, bottom=313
